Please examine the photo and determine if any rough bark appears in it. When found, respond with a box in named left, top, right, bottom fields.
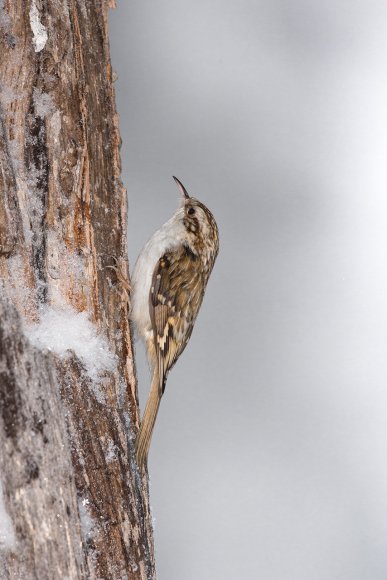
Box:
left=0, top=297, right=86, bottom=579
left=0, top=1, right=154, bottom=578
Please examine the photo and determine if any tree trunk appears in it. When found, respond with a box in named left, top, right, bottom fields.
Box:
left=0, top=1, right=154, bottom=578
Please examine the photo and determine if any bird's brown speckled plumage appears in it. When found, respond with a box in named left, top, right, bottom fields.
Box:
left=134, top=178, right=219, bottom=470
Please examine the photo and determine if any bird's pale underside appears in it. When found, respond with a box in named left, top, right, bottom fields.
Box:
left=132, top=177, right=219, bottom=471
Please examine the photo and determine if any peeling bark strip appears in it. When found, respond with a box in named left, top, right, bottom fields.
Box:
left=0, top=114, right=22, bottom=256
left=0, top=1, right=155, bottom=579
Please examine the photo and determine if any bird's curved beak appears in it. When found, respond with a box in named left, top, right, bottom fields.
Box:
left=173, top=176, right=190, bottom=199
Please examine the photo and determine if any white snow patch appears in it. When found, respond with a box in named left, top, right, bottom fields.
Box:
left=78, top=497, right=94, bottom=541
left=25, top=306, right=117, bottom=387
left=29, top=0, right=47, bottom=52
left=0, top=482, right=16, bottom=551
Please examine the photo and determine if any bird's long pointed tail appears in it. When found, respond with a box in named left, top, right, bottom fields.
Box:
left=136, top=369, right=162, bottom=471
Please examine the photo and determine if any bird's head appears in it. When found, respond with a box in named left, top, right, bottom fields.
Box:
left=173, top=176, right=219, bottom=259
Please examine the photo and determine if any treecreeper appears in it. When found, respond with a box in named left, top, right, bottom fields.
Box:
left=132, top=177, right=219, bottom=470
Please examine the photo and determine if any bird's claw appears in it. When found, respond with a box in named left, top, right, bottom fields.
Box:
left=106, top=256, right=131, bottom=293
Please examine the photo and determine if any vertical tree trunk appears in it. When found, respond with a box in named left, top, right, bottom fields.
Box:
left=0, top=1, right=154, bottom=578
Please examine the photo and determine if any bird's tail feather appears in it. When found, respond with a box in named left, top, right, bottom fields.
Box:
left=136, top=370, right=161, bottom=471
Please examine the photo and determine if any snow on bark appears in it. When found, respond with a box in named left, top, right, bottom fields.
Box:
left=29, top=0, right=47, bottom=53
left=25, top=305, right=117, bottom=382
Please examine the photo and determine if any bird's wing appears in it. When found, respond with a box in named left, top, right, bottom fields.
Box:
left=149, top=245, right=204, bottom=394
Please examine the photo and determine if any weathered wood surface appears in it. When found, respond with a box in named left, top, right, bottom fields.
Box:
left=0, top=296, right=86, bottom=579
left=0, top=0, right=154, bottom=578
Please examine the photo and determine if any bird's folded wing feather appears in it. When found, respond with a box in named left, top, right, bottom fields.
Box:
left=149, top=245, right=204, bottom=393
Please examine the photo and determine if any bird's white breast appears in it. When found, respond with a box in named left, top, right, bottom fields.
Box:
left=131, top=210, right=186, bottom=342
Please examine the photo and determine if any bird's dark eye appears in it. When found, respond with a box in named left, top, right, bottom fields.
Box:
left=187, top=207, right=195, bottom=215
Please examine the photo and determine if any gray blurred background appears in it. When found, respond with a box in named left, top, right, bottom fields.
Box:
left=109, top=2, right=387, bottom=578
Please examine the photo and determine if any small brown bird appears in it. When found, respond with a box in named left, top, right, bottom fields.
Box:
left=132, top=177, right=219, bottom=470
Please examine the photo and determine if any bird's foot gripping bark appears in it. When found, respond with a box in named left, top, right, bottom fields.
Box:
left=106, top=256, right=131, bottom=294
